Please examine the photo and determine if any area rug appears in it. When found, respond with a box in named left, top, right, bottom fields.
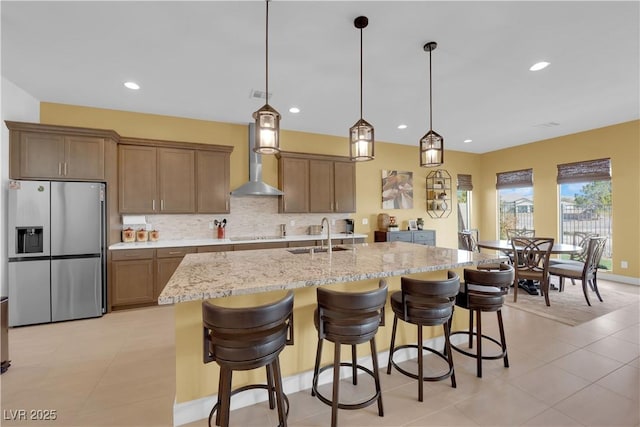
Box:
left=503, top=279, right=639, bottom=326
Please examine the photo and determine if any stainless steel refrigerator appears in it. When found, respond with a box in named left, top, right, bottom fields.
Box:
left=7, top=181, right=105, bottom=327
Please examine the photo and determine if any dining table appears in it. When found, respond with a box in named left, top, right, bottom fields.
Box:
left=476, top=239, right=583, bottom=295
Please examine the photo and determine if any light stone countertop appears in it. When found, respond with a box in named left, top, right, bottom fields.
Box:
left=108, top=233, right=368, bottom=250
left=158, top=241, right=504, bottom=305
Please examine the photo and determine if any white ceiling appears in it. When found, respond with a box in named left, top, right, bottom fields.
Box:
left=2, top=1, right=638, bottom=154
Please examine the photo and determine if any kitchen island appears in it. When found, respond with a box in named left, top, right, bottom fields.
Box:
left=160, top=241, right=503, bottom=426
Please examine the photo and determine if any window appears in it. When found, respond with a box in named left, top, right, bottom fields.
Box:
left=457, top=174, right=473, bottom=235
left=557, top=158, right=612, bottom=269
left=496, top=169, right=533, bottom=239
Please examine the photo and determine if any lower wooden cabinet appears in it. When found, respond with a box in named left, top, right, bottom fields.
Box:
left=111, top=249, right=155, bottom=309
left=155, top=247, right=197, bottom=299
left=109, top=238, right=365, bottom=310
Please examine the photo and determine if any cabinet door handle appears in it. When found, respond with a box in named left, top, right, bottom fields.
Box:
left=161, top=200, right=165, bottom=210
left=64, top=162, right=68, bottom=176
left=168, top=251, right=182, bottom=255
left=58, top=162, right=62, bottom=176
left=152, top=200, right=156, bottom=211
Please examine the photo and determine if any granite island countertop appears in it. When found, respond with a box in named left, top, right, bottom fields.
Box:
left=109, top=233, right=367, bottom=250
left=158, top=241, right=504, bottom=304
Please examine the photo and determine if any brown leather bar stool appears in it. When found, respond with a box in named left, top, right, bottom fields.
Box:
left=386, top=271, right=460, bottom=402
left=449, top=264, right=514, bottom=378
left=311, top=280, right=388, bottom=427
left=202, top=291, right=294, bottom=427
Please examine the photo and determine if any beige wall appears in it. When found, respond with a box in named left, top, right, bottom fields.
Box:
left=477, top=120, right=639, bottom=278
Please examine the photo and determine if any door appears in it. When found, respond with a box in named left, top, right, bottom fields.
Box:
left=196, top=150, right=229, bottom=213
left=119, top=145, right=158, bottom=213
left=309, top=160, right=334, bottom=212
left=51, top=182, right=104, bottom=256
left=8, top=260, right=51, bottom=326
left=64, top=136, right=105, bottom=180
left=18, top=133, right=65, bottom=178
left=51, top=257, right=102, bottom=322
left=158, top=148, right=195, bottom=213
left=334, top=161, right=356, bottom=212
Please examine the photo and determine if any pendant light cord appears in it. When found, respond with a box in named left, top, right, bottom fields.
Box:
left=359, top=25, right=363, bottom=120
left=429, top=48, right=433, bottom=131
left=265, top=0, right=270, bottom=105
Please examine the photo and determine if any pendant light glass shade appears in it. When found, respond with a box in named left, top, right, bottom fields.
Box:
left=253, top=104, right=280, bottom=154
left=349, top=16, right=374, bottom=162
left=420, top=41, right=444, bottom=167
left=253, top=0, right=281, bottom=155
left=350, top=119, right=374, bottom=161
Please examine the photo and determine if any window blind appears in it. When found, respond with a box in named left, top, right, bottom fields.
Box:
left=457, top=174, right=473, bottom=191
left=557, top=158, right=611, bottom=183
left=496, top=168, right=533, bottom=189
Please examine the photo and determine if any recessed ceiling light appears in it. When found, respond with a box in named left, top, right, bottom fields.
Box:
left=124, top=81, right=140, bottom=90
left=289, top=107, right=300, bottom=114
left=397, top=124, right=408, bottom=129
left=529, top=61, right=550, bottom=71
left=464, top=139, right=472, bottom=143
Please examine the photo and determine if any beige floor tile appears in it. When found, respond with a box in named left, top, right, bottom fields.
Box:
left=595, top=364, right=640, bottom=401
left=575, top=316, right=629, bottom=337
left=453, top=382, right=549, bottom=426
left=554, top=383, right=640, bottom=426
left=611, top=324, right=640, bottom=344
left=628, top=357, right=640, bottom=369
left=509, top=364, right=590, bottom=405
left=521, top=407, right=585, bottom=426
left=584, top=335, right=640, bottom=364
left=74, top=395, right=174, bottom=426
left=407, top=404, right=480, bottom=426
left=550, top=348, right=624, bottom=382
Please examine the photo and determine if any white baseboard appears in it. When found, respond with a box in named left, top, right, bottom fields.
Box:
left=599, top=272, right=640, bottom=286
left=173, top=334, right=463, bottom=426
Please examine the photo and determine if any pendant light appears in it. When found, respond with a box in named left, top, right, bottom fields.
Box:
left=420, top=41, right=444, bottom=167
left=349, top=16, right=374, bottom=162
left=253, top=0, right=281, bottom=155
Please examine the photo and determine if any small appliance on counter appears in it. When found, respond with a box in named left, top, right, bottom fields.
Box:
left=345, top=219, right=354, bottom=234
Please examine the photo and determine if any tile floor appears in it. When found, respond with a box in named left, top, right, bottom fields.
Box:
left=1, top=280, right=638, bottom=427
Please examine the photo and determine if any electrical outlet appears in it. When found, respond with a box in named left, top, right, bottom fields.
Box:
left=621, top=261, right=628, bottom=269
left=208, top=221, right=214, bottom=230
left=331, top=219, right=336, bottom=226
left=362, top=218, right=368, bottom=225
left=290, top=220, right=295, bottom=226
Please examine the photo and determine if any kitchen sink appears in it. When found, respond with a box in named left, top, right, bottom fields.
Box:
left=287, top=246, right=350, bottom=254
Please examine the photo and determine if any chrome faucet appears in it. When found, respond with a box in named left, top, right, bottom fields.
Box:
left=320, top=217, right=332, bottom=255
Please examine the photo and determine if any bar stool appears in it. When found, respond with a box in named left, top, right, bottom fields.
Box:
left=449, top=264, right=514, bottom=378
left=386, top=271, right=460, bottom=402
left=202, top=291, right=294, bottom=427
left=311, top=280, right=388, bottom=427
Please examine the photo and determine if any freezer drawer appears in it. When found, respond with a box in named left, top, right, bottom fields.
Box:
left=8, top=260, right=51, bottom=327
left=51, top=257, right=103, bottom=322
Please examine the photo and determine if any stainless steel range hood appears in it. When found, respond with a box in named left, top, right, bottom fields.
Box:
left=231, top=123, right=283, bottom=196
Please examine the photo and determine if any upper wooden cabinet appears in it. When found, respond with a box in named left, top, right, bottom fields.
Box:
left=196, top=150, right=230, bottom=213
left=278, top=155, right=309, bottom=213
left=118, top=137, right=232, bottom=214
left=6, top=121, right=117, bottom=181
left=277, top=151, right=356, bottom=213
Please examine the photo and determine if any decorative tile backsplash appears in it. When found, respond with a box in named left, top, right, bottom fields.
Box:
left=123, top=196, right=351, bottom=240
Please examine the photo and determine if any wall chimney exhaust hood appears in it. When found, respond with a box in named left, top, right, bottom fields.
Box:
left=231, top=123, right=284, bottom=196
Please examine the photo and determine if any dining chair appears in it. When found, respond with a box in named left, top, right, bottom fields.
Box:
left=458, top=231, right=503, bottom=270
left=549, top=236, right=607, bottom=306
left=551, top=231, right=597, bottom=266
left=511, top=237, right=554, bottom=306
left=506, top=228, right=536, bottom=239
